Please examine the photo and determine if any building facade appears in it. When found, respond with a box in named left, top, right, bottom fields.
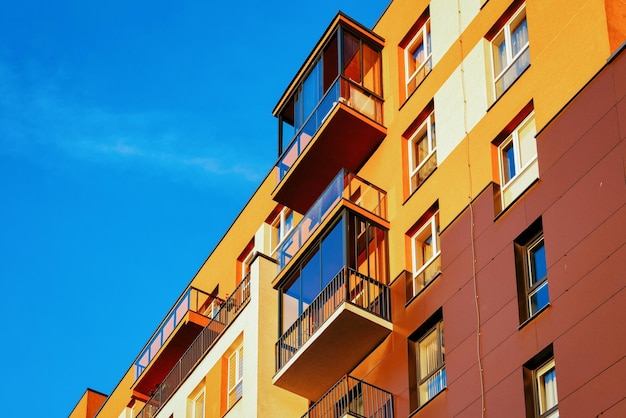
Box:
left=71, top=0, right=626, bottom=417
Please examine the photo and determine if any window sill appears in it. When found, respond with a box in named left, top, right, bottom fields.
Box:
left=493, top=177, right=540, bottom=222
left=405, top=271, right=442, bottom=307
left=399, top=70, right=432, bottom=112
left=486, top=63, right=531, bottom=113
left=403, top=166, right=438, bottom=206
left=408, top=387, right=447, bottom=417
left=518, top=303, right=550, bottom=330
left=222, top=396, right=243, bottom=418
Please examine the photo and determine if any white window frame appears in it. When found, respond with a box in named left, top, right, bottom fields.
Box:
left=497, top=112, right=537, bottom=207
left=526, top=235, right=548, bottom=317
left=417, top=320, right=446, bottom=406
left=228, top=345, right=244, bottom=408
left=411, top=211, right=440, bottom=295
left=192, top=390, right=205, bottom=418
left=535, top=358, right=559, bottom=417
left=408, top=111, right=436, bottom=192
left=270, top=207, right=294, bottom=255
left=491, top=4, right=529, bottom=97
left=404, top=18, right=432, bottom=98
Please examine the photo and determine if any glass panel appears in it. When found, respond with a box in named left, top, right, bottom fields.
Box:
left=322, top=34, right=339, bottom=92
left=419, top=368, right=446, bottom=404
left=302, top=60, right=322, bottom=127
left=414, top=221, right=434, bottom=271
left=419, top=328, right=439, bottom=379
left=501, top=140, right=516, bottom=184
left=529, top=280, right=549, bottom=315
left=362, top=43, right=381, bottom=95
left=343, top=31, right=361, bottom=83
left=530, top=239, right=547, bottom=285
left=511, top=14, right=528, bottom=56
left=301, top=250, right=321, bottom=309
left=282, top=274, right=301, bottom=331
left=321, top=218, right=345, bottom=288
left=518, top=116, right=537, bottom=168
left=538, top=363, right=558, bottom=413
left=492, top=30, right=507, bottom=76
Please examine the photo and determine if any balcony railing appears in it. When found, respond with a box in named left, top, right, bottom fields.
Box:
left=275, top=170, right=387, bottom=271
left=135, top=275, right=251, bottom=418
left=134, top=287, right=223, bottom=380
left=277, top=76, right=383, bottom=182
left=276, top=267, right=391, bottom=372
left=302, top=375, right=394, bottom=418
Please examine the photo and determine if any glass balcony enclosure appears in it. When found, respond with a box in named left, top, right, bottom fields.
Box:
left=272, top=13, right=386, bottom=214
left=275, top=170, right=387, bottom=272
left=133, top=287, right=223, bottom=395
left=272, top=183, right=391, bottom=399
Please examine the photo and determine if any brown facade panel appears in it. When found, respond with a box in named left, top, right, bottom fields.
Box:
left=555, top=287, right=626, bottom=416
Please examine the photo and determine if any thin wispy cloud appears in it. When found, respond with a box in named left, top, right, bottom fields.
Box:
left=0, top=57, right=269, bottom=184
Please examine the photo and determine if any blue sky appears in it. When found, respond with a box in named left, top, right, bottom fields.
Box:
left=0, top=1, right=385, bottom=416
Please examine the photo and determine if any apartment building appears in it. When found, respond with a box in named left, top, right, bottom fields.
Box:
left=70, top=0, right=626, bottom=417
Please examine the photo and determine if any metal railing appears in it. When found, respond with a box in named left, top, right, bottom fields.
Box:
left=276, top=76, right=383, bottom=182
left=275, top=170, right=387, bottom=271
left=276, top=267, right=391, bottom=372
left=134, top=287, right=223, bottom=380
left=135, top=274, right=251, bottom=418
left=302, top=375, right=394, bottom=418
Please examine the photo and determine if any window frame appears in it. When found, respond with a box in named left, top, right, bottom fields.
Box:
left=270, top=207, right=294, bottom=256
left=535, top=358, right=559, bottom=417
left=408, top=314, right=446, bottom=412
left=514, top=219, right=549, bottom=323
left=410, top=211, right=441, bottom=296
left=490, top=4, right=529, bottom=98
left=227, top=344, right=244, bottom=408
left=407, top=111, right=437, bottom=193
left=404, top=17, right=432, bottom=98
left=192, top=390, right=205, bottom=418
left=497, top=112, right=536, bottom=188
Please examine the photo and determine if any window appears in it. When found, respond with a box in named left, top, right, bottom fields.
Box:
left=192, top=391, right=205, bottom=418
left=409, top=315, right=446, bottom=411
left=524, top=347, right=559, bottom=418
left=535, top=359, right=559, bottom=417
left=402, top=11, right=432, bottom=99
left=515, top=219, right=549, bottom=322
left=408, top=110, right=436, bottom=192
left=409, top=209, right=441, bottom=299
left=228, top=345, right=244, bottom=407
left=496, top=110, right=538, bottom=208
left=270, top=207, right=294, bottom=255
left=491, top=3, right=529, bottom=98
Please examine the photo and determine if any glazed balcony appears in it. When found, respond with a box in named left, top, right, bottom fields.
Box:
left=273, top=267, right=392, bottom=400
left=302, top=375, right=394, bottom=418
left=273, top=13, right=385, bottom=214
left=135, top=275, right=251, bottom=418
left=132, top=287, right=223, bottom=396
left=274, top=170, right=387, bottom=273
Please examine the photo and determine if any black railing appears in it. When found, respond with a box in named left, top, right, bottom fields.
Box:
left=276, top=267, right=391, bottom=372
left=302, top=375, right=394, bottom=418
left=135, top=274, right=251, bottom=418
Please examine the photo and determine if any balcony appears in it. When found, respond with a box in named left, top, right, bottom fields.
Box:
left=272, top=13, right=385, bottom=214
left=273, top=267, right=392, bottom=400
left=132, top=287, right=223, bottom=396
left=302, top=375, right=394, bottom=418
left=274, top=170, right=387, bottom=273
left=135, top=275, right=250, bottom=418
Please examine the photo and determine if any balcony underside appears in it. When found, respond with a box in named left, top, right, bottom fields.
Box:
left=133, top=312, right=209, bottom=396
left=273, top=104, right=386, bottom=214
left=273, top=303, right=392, bottom=400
